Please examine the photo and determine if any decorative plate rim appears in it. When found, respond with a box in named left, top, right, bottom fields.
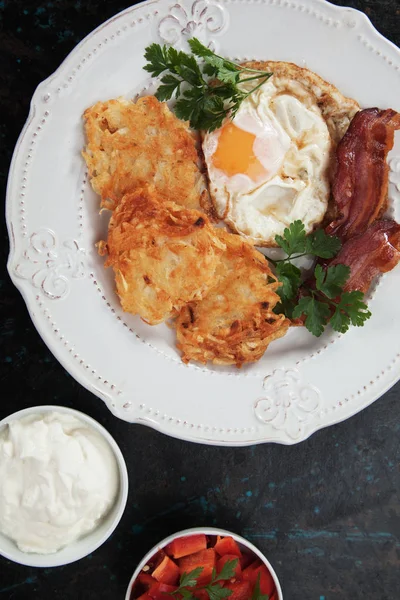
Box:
left=6, top=0, right=400, bottom=446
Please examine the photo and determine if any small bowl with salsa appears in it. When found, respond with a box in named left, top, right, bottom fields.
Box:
left=125, top=527, right=283, bottom=600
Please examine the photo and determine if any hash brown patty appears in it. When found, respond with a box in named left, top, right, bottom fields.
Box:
left=99, top=187, right=225, bottom=325
left=83, top=95, right=214, bottom=216
left=175, top=229, right=290, bottom=366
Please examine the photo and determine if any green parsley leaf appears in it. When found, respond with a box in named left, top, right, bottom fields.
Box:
left=305, top=229, right=342, bottom=258
left=179, top=567, right=204, bottom=589
left=273, top=299, right=296, bottom=319
left=175, top=86, right=226, bottom=130
left=330, top=291, right=371, bottom=333
left=210, top=83, right=241, bottom=100
left=203, top=62, right=219, bottom=77
left=275, top=220, right=306, bottom=256
left=213, top=65, right=241, bottom=86
left=170, top=559, right=239, bottom=600
left=268, top=221, right=372, bottom=337
left=315, top=264, right=350, bottom=299
left=188, top=37, right=214, bottom=58
left=143, top=43, right=172, bottom=77
left=174, top=95, right=197, bottom=123
left=251, top=573, right=270, bottom=600
left=206, top=586, right=233, bottom=600
left=174, top=53, right=204, bottom=87
left=179, top=589, right=195, bottom=600
left=213, top=559, right=238, bottom=583
left=155, top=74, right=182, bottom=101
left=292, top=296, right=331, bottom=337
left=330, top=306, right=351, bottom=333
left=337, top=291, right=372, bottom=327
left=203, top=55, right=240, bottom=85
left=202, top=54, right=226, bottom=71
left=275, top=262, right=301, bottom=301
left=144, top=39, right=273, bottom=132
left=169, top=559, right=242, bottom=599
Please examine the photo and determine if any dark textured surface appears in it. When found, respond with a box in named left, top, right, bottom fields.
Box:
left=1, top=0, right=400, bottom=598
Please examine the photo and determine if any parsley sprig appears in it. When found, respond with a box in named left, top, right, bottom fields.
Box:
left=144, top=38, right=272, bottom=131
left=168, top=559, right=243, bottom=600
left=268, top=221, right=371, bottom=336
left=170, top=567, right=204, bottom=600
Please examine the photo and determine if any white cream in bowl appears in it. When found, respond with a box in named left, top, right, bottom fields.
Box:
left=0, top=411, right=119, bottom=555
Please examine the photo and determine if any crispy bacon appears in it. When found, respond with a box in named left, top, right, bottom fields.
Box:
left=326, top=108, right=400, bottom=241
left=327, top=220, right=400, bottom=293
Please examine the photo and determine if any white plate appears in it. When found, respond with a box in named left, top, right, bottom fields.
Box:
left=6, top=0, right=400, bottom=446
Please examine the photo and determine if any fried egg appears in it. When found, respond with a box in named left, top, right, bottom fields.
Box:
left=203, top=61, right=360, bottom=246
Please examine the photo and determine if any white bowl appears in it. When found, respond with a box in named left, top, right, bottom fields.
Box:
left=0, top=405, right=128, bottom=567
left=125, top=527, right=283, bottom=600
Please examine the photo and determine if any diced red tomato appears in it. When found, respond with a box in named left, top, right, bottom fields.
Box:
left=192, top=590, right=209, bottom=600
left=134, top=535, right=278, bottom=600
left=179, top=548, right=216, bottom=585
left=217, top=554, right=242, bottom=579
left=214, top=536, right=242, bottom=558
left=149, top=550, right=166, bottom=571
left=132, top=573, right=157, bottom=599
left=242, top=560, right=262, bottom=581
left=246, top=565, right=275, bottom=596
left=166, top=534, right=207, bottom=559
left=224, top=581, right=251, bottom=600
left=152, top=556, right=180, bottom=586
left=148, top=582, right=177, bottom=600
left=138, top=573, right=157, bottom=589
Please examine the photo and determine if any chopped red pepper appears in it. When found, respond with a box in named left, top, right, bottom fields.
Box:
left=224, top=581, right=252, bottom=600
left=132, top=534, right=279, bottom=600
left=242, top=560, right=262, bottom=581
left=217, top=554, right=242, bottom=579
left=131, top=572, right=157, bottom=599
left=148, top=550, right=166, bottom=571
left=166, top=534, right=207, bottom=559
left=148, top=582, right=177, bottom=600
left=137, top=573, right=157, bottom=589
left=192, top=590, right=209, bottom=600
left=152, top=556, right=180, bottom=586
left=245, top=564, right=275, bottom=596
left=214, top=536, right=242, bottom=558
left=179, top=548, right=216, bottom=585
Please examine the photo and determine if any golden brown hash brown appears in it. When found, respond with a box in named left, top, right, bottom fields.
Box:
left=175, top=230, right=290, bottom=367
left=99, top=187, right=225, bottom=325
left=82, top=96, right=214, bottom=216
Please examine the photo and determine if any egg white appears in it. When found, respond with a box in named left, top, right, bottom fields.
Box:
left=203, top=79, right=333, bottom=246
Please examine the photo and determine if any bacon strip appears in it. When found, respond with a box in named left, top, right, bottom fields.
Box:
left=326, top=108, right=400, bottom=241
left=327, top=220, right=400, bottom=293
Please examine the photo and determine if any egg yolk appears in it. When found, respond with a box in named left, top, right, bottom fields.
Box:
left=212, top=122, right=267, bottom=180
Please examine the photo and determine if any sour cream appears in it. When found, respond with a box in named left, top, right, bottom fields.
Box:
left=0, top=412, right=119, bottom=554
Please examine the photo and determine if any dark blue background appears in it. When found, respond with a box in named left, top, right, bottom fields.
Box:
left=1, top=1, right=400, bottom=598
